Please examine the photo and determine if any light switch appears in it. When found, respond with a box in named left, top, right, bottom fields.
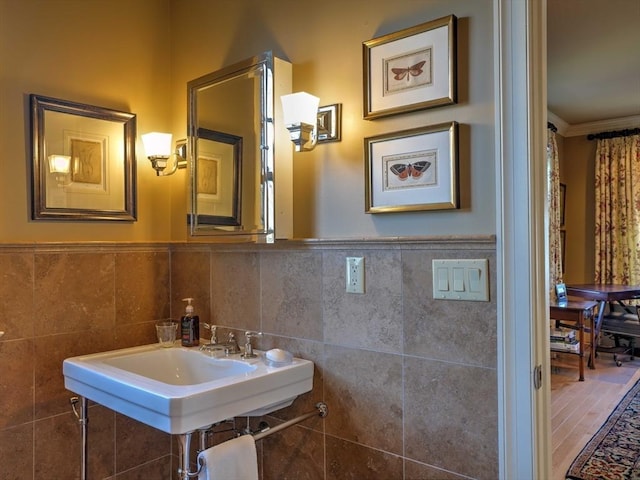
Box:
left=453, top=267, right=465, bottom=291
left=432, top=259, right=490, bottom=301
left=437, top=267, right=449, bottom=291
left=469, top=268, right=481, bottom=292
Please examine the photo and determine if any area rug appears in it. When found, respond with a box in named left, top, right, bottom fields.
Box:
left=566, top=377, right=640, bottom=479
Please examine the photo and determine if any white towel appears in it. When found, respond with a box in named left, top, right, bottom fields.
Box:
left=198, top=435, right=259, bottom=480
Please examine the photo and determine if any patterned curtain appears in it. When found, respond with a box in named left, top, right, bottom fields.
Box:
left=548, top=129, right=563, bottom=294
left=594, top=134, right=640, bottom=284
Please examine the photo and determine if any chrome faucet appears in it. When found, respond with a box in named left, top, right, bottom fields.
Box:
left=202, top=323, right=218, bottom=344
left=199, top=324, right=218, bottom=352
left=223, top=332, right=241, bottom=355
left=199, top=327, right=241, bottom=356
left=241, top=331, right=262, bottom=359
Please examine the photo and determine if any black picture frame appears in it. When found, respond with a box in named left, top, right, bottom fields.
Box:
left=30, top=94, right=137, bottom=221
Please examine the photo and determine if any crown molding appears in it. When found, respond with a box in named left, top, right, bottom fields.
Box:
left=547, top=111, right=569, bottom=136
left=548, top=111, right=640, bottom=137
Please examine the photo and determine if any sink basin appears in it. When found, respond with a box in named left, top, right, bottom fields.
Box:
left=102, top=347, right=255, bottom=385
left=63, top=344, right=314, bottom=434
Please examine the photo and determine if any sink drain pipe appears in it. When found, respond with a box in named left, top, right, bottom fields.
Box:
left=70, top=396, right=88, bottom=480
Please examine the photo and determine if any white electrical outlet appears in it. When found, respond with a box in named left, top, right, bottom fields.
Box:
left=346, top=257, right=365, bottom=294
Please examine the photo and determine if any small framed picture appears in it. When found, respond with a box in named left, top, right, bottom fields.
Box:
left=555, top=283, right=567, bottom=303
left=365, top=122, right=459, bottom=213
left=363, top=15, right=457, bottom=120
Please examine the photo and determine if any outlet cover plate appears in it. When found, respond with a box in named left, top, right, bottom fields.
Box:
left=346, top=257, right=365, bottom=294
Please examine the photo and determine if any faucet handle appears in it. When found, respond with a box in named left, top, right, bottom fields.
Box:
left=202, top=323, right=218, bottom=344
left=242, top=331, right=262, bottom=359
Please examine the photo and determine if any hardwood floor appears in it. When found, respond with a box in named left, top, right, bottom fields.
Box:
left=550, top=350, right=640, bottom=480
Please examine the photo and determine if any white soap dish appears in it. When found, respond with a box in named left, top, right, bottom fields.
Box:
left=264, top=348, right=293, bottom=367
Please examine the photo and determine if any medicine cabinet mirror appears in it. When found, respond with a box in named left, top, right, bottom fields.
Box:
left=188, top=51, right=276, bottom=240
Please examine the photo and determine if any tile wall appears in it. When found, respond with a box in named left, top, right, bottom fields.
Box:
left=0, top=245, right=174, bottom=479
left=0, top=237, right=497, bottom=480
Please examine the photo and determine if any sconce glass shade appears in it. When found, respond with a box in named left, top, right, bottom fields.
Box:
left=48, top=155, right=71, bottom=174
left=281, top=92, right=320, bottom=126
left=141, top=132, right=172, bottom=158
left=281, top=92, right=320, bottom=152
left=141, top=132, right=187, bottom=176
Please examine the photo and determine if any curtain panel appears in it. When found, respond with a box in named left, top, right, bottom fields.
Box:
left=594, top=134, right=640, bottom=284
left=548, top=129, right=563, bottom=295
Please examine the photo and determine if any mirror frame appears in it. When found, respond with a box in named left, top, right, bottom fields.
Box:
left=187, top=51, right=274, bottom=240
left=30, top=94, right=137, bottom=221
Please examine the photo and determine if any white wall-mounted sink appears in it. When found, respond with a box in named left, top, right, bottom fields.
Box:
left=101, top=347, right=255, bottom=385
left=63, top=344, right=314, bottom=434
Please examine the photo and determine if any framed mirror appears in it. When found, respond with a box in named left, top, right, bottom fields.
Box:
left=30, top=94, right=137, bottom=221
left=187, top=51, right=275, bottom=239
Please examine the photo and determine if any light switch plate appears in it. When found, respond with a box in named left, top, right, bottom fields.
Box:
left=432, top=259, right=489, bottom=301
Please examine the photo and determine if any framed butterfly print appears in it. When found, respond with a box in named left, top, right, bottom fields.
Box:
left=365, top=122, right=458, bottom=213
left=363, top=15, right=457, bottom=120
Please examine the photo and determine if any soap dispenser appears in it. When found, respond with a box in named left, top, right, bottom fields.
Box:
left=180, top=298, right=200, bottom=347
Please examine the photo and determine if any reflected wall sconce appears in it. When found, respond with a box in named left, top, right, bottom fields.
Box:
left=281, top=92, right=341, bottom=152
left=141, top=132, right=187, bottom=176
left=48, top=154, right=71, bottom=186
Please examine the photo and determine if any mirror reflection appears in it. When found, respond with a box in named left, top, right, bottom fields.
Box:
left=195, top=128, right=242, bottom=226
left=188, top=52, right=274, bottom=239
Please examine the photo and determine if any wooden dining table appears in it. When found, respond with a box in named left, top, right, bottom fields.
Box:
left=566, top=284, right=640, bottom=330
left=565, top=284, right=640, bottom=362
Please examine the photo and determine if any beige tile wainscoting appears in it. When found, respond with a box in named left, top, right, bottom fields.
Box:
left=0, top=237, right=497, bottom=480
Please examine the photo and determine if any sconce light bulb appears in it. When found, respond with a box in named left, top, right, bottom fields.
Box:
left=48, top=155, right=71, bottom=174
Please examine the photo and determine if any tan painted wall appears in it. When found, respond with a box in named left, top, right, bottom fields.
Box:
left=2, top=0, right=496, bottom=242
left=169, top=0, right=496, bottom=239
left=560, top=134, right=596, bottom=283
left=0, top=0, right=179, bottom=242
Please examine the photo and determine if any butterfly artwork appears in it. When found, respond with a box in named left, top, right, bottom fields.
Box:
left=391, top=61, right=427, bottom=82
left=390, top=160, right=431, bottom=180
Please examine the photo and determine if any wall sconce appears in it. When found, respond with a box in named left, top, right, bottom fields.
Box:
left=141, top=132, right=187, bottom=176
left=281, top=92, right=342, bottom=152
left=48, top=154, right=71, bottom=186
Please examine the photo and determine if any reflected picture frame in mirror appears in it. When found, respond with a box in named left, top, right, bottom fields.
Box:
left=195, top=128, right=242, bottom=226
left=30, top=94, right=137, bottom=221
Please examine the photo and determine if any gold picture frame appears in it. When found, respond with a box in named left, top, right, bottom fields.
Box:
left=365, top=122, right=459, bottom=213
left=363, top=15, right=457, bottom=120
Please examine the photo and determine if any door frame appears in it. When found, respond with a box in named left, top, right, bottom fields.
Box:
left=494, top=1, right=551, bottom=478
